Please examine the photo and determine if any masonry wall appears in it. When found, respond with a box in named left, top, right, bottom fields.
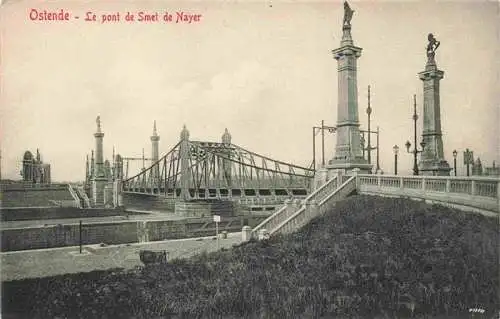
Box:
left=1, top=221, right=138, bottom=251
left=1, top=215, right=267, bottom=252
left=0, top=207, right=128, bottom=222
left=122, top=193, right=176, bottom=212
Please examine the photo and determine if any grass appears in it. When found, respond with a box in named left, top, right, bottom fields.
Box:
left=2, top=195, right=499, bottom=318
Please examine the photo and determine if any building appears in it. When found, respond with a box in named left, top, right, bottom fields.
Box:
left=483, top=161, right=500, bottom=177
left=21, top=149, right=51, bottom=184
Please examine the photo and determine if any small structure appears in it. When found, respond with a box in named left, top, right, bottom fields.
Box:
left=484, top=161, right=500, bottom=177
left=21, top=149, right=51, bottom=184
left=139, top=250, right=168, bottom=265
left=472, top=158, right=483, bottom=176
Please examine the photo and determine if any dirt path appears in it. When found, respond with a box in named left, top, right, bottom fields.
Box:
left=1, top=232, right=242, bottom=282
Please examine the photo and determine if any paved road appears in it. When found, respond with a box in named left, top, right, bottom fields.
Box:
left=1, top=232, right=243, bottom=282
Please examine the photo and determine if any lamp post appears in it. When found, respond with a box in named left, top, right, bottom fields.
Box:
left=452, top=149, right=457, bottom=176
left=360, top=127, right=379, bottom=173
left=463, top=148, right=474, bottom=177
left=366, top=85, right=372, bottom=166
left=376, top=126, right=381, bottom=173
left=393, top=145, right=399, bottom=175
left=405, top=95, right=426, bottom=176
left=312, top=120, right=337, bottom=172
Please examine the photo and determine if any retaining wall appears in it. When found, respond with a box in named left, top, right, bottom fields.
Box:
left=1, top=215, right=267, bottom=252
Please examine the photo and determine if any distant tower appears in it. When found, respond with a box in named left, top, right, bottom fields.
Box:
left=472, top=158, right=483, bottom=176
left=104, top=160, right=112, bottom=180
left=114, top=154, right=123, bottom=180
left=179, top=125, right=190, bottom=200
left=94, top=116, right=105, bottom=178
left=418, top=33, right=451, bottom=176
left=150, top=121, right=160, bottom=183
left=221, top=128, right=232, bottom=187
left=90, top=151, right=95, bottom=178
left=22, top=151, right=34, bottom=182
left=85, top=155, right=89, bottom=182
left=328, top=1, right=372, bottom=173
left=91, top=116, right=107, bottom=206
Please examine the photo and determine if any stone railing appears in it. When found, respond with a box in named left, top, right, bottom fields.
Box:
left=242, top=173, right=499, bottom=242
left=67, top=184, right=82, bottom=209
left=251, top=176, right=340, bottom=239
left=357, top=174, right=499, bottom=214
left=271, top=176, right=357, bottom=236
left=77, top=187, right=92, bottom=208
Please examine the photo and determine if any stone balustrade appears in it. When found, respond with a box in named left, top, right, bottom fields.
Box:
left=247, top=173, right=498, bottom=241
left=271, top=176, right=356, bottom=236
left=357, top=174, right=499, bottom=214
left=250, top=176, right=341, bottom=239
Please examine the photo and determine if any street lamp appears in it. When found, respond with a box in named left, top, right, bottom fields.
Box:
left=405, top=95, right=426, bottom=176
left=312, top=120, right=337, bottom=171
left=366, top=85, right=373, bottom=165
left=452, top=149, right=457, bottom=176
left=393, top=145, right=399, bottom=175
left=463, top=148, right=474, bottom=177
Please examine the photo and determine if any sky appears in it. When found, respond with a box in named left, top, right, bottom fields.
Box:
left=1, top=0, right=499, bottom=182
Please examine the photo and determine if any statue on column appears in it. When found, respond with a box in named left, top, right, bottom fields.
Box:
left=96, top=116, right=101, bottom=131
left=343, top=1, right=354, bottom=27
left=426, top=33, right=440, bottom=61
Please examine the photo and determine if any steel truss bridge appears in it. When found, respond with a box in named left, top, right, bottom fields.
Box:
left=122, top=139, right=314, bottom=200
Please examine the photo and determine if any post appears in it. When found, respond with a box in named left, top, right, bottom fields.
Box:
left=393, top=145, right=399, bottom=175
left=376, top=126, right=380, bottom=172
left=413, top=95, right=419, bottom=176
left=367, top=85, right=372, bottom=165
left=312, top=127, right=316, bottom=171
left=321, top=120, right=325, bottom=166
left=213, top=214, right=221, bottom=250
left=216, top=221, right=219, bottom=249
left=452, top=149, right=458, bottom=176
left=395, top=153, right=398, bottom=175
left=79, top=220, right=82, bottom=254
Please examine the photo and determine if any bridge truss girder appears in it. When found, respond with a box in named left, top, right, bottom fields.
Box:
left=122, top=140, right=314, bottom=200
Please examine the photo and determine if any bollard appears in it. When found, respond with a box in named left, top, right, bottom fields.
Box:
left=242, top=226, right=252, bottom=242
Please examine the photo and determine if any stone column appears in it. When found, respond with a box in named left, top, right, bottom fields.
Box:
left=92, top=116, right=107, bottom=206
left=150, top=121, right=160, bottom=185
left=328, top=6, right=372, bottom=174
left=179, top=125, right=191, bottom=200
left=221, top=128, right=232, bottom=188
left=94, top=119, right=105, bottom=178
left=418, top=36, right=451, bottom=176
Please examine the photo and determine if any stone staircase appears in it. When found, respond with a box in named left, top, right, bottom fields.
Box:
left=75, top=186, right=92, bottom=208
left=250, top=174, right=357, bottom=239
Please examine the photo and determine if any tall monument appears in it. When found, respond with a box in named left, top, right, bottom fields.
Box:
left=418, top=34, right=451, bottom=176
left=328, top=1, right=372, bottom=173
left=150, top=120, right=160, bottom=183
left=179, top=125, right=191, bottom=200
left=92, top=116, right=107, bottom=206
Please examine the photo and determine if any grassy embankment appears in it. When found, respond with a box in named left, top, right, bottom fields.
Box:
left=2, top=195, right=498, bottom=318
